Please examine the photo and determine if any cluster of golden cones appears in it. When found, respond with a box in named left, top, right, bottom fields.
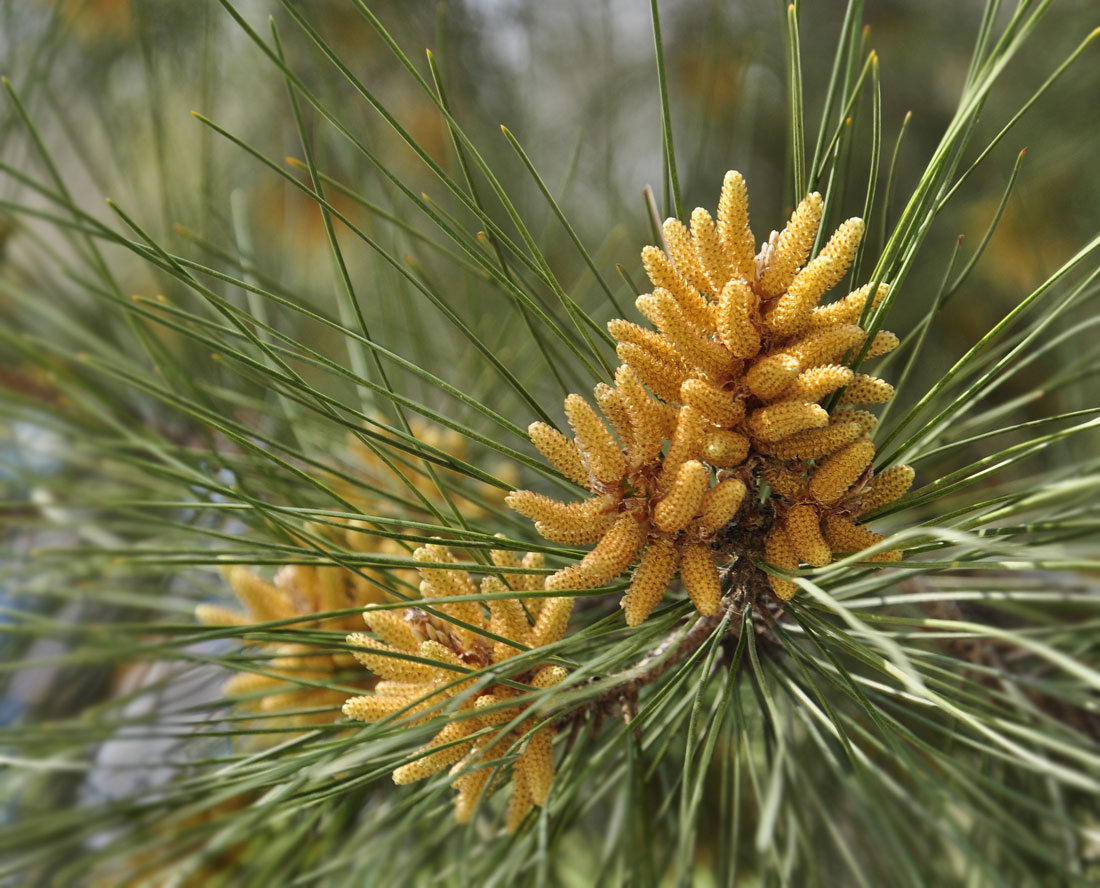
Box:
left=196, top=562, right=383, bottom=729
left=195, top=419, right=508, bottom=730
left=341, top=545, right=572, bottom=832
left=198, top=422, right=571, bottom=828
left=508, top=171, right=914, bottom=623
left=200, top=175, right=919, bottom=828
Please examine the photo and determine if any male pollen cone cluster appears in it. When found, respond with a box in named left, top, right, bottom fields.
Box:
left=196, top=560, right=384, bottom=730
left=342, top=544, right=573, bottom=832
left=509, top=171, right=914, bottom=623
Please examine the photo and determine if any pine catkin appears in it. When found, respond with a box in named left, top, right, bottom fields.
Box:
left=516, top=723, right=556, bottom=806
left=757, top=192, right=824, bottom=297
left=663, top=217, right=711, bottom=294
left=681, top=377, right=745, bottom=427
left=623, top=537, right=680, bottom=627
left=486, top=578, right=530, bottom=660
left=507, top=169, right=905, bottom=632
left=659, top=405, right=706, bottom=487
left=839, top=374, right=896, bottom=405
left=702, top=429, right=750, bottom=466
left=641, top=244, right=692, bottom=302
left=745, top=353, right=802, bottom=399
left=823, top=514, right=901, bottom=562
left=342, top=691, right=425, bottom=723
left=564, top=394, right=625, bottom=486
left=784, top=323, right=865, bottom=368
left=864, top=329, right=900, bottom=359
left=690, top=206, right=731, bottom=292
left=858, top=464, right=915, bottom=515
left=764, top=217, right=864, bottom=335
left=546, top=513, right=646, bottom=590
left=783, top=504, right=832, bottom=567
left=519, top=552, right=546, bottom=593
left=653, top=459, right=710, bottom=533
left=635, top=292, right=679, bottom=336
left=696, top=477, right=747, bottom=534
left=531, top=665, right=567, bottom=690
left=223, top=671, right=284, bottom=697
left=339, top=546, right=574, bottom=831
left=616, top=341, right=685, bottom=403
left=647, top=289, right=734, bottom=380
left=763, top=463, right=807, bottom=500
left=414, top=554, right=487, bottom=652
left=810, top=282, right=889, bottom=327
left=617, top=365, right=669, bottom=465
left=641, top=262, right=714, bottom=336
left=194, top=604, right=250, bottom=628
left=781, top=364, right=854, bottom=403
left=221, top=566, right=296, bottom=622
left=594, top=382, right=634, bottom=452
left=717, top=170, right=756, bottom=278
left=829, top=407, right=879, bottom=435
left=453, top=767, right=491, bottom=824
left=364, top=607, right=423, bottom=653
left=747, top=400, right=830, bottom=443
left=663, top=284, right=715, bottom=337
left=680, top=541, right=722, bottom=616
left=505, top=491, right=612, bottom=544
left=716, top=278, right=761, bottom=359
left=345, top=634, right=439, bottom=684
left=809, top=437, right=876, bottom=505
left=490, top=545, right=521, bottom=571
left=607, top=318, right=682, bottom=368
left=777, top=217, right=865, bottom=328
left=530, top=596, right=574, bottom=647
left=764, top=524, right=799, bottom=600
left=393, top=719, right=478, bottom=785
left=766, top=420, right=864, bottom=461
left=506, top=776, right=534, bottom=833
left=416, top=544, right=479, bottom=600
